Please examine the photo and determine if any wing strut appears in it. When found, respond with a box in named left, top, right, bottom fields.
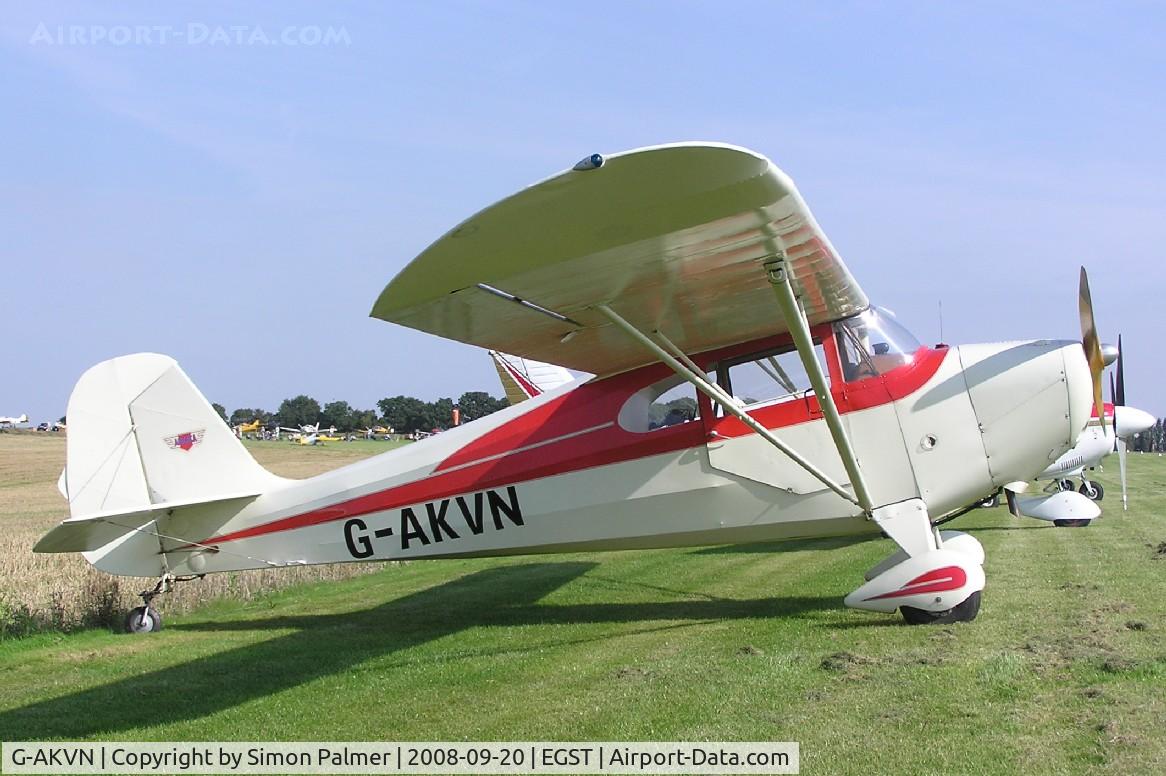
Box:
left=763, top=255, right=875, bottom=513
left=592, top=304, right=863, bottom=509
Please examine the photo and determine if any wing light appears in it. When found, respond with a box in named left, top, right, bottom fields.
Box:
left=573, top=153, right=604, bottom=171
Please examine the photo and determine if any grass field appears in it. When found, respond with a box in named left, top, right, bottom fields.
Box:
left=1, top=434, right=1164, bottom=773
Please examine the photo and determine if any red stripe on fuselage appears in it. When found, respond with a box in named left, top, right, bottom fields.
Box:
left=193, top=337, right=949, bottom=548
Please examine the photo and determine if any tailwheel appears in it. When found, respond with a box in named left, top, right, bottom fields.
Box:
left=1078, top=481, right=1104, bottom=501
left=900, top=590, right=982, bottom=625
left=122, top=572, right=203, bottom=634
left=1053, top=518, right=1093, bottom=528
left=124, top=606, right=162, bottom=634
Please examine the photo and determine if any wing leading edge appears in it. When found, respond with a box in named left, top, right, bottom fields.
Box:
left=372, top=143, right=867, bottom=376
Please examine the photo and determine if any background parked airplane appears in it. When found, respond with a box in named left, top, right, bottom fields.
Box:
left=0, top=413, right=28, bottom=429
left=234, top=419, right=265, bottom=437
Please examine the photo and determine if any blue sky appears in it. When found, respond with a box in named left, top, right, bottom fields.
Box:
left=2, top=1, right=1163, bottom=424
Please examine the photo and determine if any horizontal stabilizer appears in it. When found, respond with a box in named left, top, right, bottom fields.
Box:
left=34, top=492, right=261, bottom=553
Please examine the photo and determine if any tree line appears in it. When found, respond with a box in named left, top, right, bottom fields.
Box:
left=214, top=391, right=510, bottom=435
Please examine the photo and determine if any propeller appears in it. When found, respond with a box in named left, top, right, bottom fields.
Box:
left=1107, top=335, right=1153, bottom=511
left=1109, top=371, right=1118, bottom=447
left=1078, top=267, right=1107, bottom=431
left=1113, top=334, right=1129, bottom=510
left=1115, top=334, right=1125, bottom=405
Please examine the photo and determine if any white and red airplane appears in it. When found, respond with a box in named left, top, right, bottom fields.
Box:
left=36, top=143, right=1106, bottom=633
left=0, top=413, right=28, bottom=429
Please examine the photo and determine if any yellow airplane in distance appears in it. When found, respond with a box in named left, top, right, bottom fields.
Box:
left=236, top=419, right=264, bottom=435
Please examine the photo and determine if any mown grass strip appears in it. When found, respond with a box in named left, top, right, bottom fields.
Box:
left=0, top=444, right=1162, bottom=774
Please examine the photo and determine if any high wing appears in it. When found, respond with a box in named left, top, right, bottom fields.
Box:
left=371, top=142, right=867, bottom=376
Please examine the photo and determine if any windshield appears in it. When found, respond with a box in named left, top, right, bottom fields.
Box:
left=834, top=307, right=922, bottom=381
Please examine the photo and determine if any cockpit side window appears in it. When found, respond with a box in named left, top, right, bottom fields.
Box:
left=618, top=374, right=702, bottom=433
left=713, top=342, right=827, bottom=415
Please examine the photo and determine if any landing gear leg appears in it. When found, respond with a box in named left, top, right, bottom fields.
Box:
left=123, top=573, right=203, bottom=634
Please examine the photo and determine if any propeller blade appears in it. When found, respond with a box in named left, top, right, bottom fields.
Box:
left=1118, top=436, right=1129, bottom=511
left=1115, top=333, right=1125, bottom=407
left=1078, top=267, right=1107, bottom=430
left=1110, top=372, right=1119, bottom=452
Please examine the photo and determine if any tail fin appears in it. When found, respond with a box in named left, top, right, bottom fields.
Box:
left=38, top=354, right=284, bottom=560
left=489, top=351, right=576, bottom=405
left=63, top=353, right=279, bottom=515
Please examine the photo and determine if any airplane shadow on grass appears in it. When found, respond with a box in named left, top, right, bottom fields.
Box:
left=0, top=562, right=840, bottom=739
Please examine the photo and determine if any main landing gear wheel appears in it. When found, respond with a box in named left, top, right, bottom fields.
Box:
left=1058, top=479, right=1075, bottom=492
left=1054, top=518, right=1093, bottom=528
left=1079, top=481, right=1104, bottom=501
left=900, top=590, right=981, bottom=625
left=124, top=606, right=162, bottom=633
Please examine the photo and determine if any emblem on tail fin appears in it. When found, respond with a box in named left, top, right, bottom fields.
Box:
left=164, top=429, right=206, bottom=452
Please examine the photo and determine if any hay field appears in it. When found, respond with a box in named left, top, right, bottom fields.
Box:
left=0, top=432, right=396, bottom=636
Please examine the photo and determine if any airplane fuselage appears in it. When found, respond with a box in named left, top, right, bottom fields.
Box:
left=1040, top=421, right=1113, bottom=479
